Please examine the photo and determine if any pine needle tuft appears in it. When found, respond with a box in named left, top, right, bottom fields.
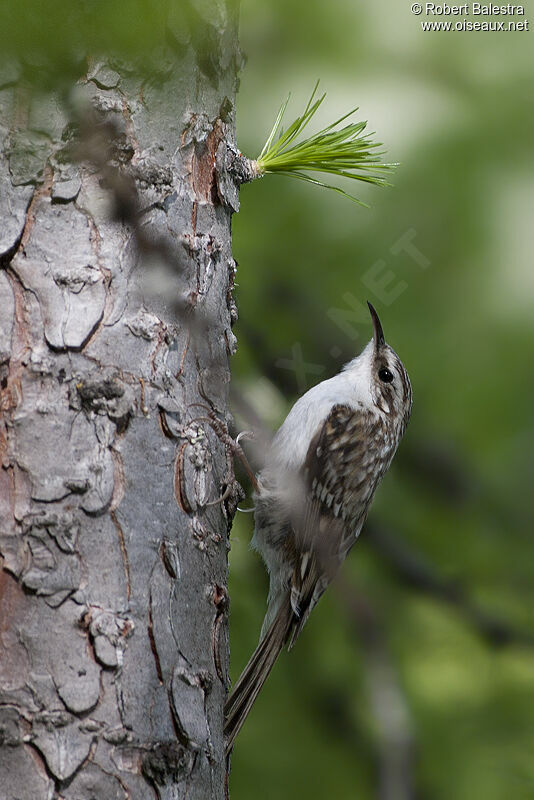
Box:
left=254, top=81, right=397, bottom=206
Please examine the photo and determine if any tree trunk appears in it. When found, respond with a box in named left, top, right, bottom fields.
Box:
left=0, top=5, right=240, bottom=798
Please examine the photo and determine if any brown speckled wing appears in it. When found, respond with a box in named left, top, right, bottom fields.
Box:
left=287, top=404, right=381, bottom=645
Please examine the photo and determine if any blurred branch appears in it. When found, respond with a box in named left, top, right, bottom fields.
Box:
left=335, top=573, right=418, bottom=800
left=364, top=522, right=534, bottom=649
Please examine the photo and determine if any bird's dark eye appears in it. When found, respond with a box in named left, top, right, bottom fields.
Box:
left=378, top=367, right=394, bottom=383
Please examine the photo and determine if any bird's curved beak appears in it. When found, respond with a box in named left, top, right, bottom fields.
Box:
left=367, top=301, right=385, bottom=350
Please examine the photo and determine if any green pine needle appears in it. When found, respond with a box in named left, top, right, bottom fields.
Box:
left=254, top=81, right=397, bottom=206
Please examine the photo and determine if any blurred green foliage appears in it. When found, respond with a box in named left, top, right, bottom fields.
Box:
left=0, top=0, right=236, bottom=89
left=229, top=1, right=534, bottom=798
left=0, top=0, right=173, bottom=59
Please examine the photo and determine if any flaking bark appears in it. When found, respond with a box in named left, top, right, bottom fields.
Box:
left=0, top=6, right=240, bottom=799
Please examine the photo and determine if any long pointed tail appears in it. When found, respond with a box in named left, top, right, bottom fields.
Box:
left=224, top=596, right=293, bottom=756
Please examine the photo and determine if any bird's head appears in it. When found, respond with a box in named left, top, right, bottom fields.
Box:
left=344, top=302, right=412, bottom=434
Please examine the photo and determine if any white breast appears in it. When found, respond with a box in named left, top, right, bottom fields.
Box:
left=267, top=341, right=375, bottom=473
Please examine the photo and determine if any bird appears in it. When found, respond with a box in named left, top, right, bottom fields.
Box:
left=224, top=302, right=412, bottom=755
